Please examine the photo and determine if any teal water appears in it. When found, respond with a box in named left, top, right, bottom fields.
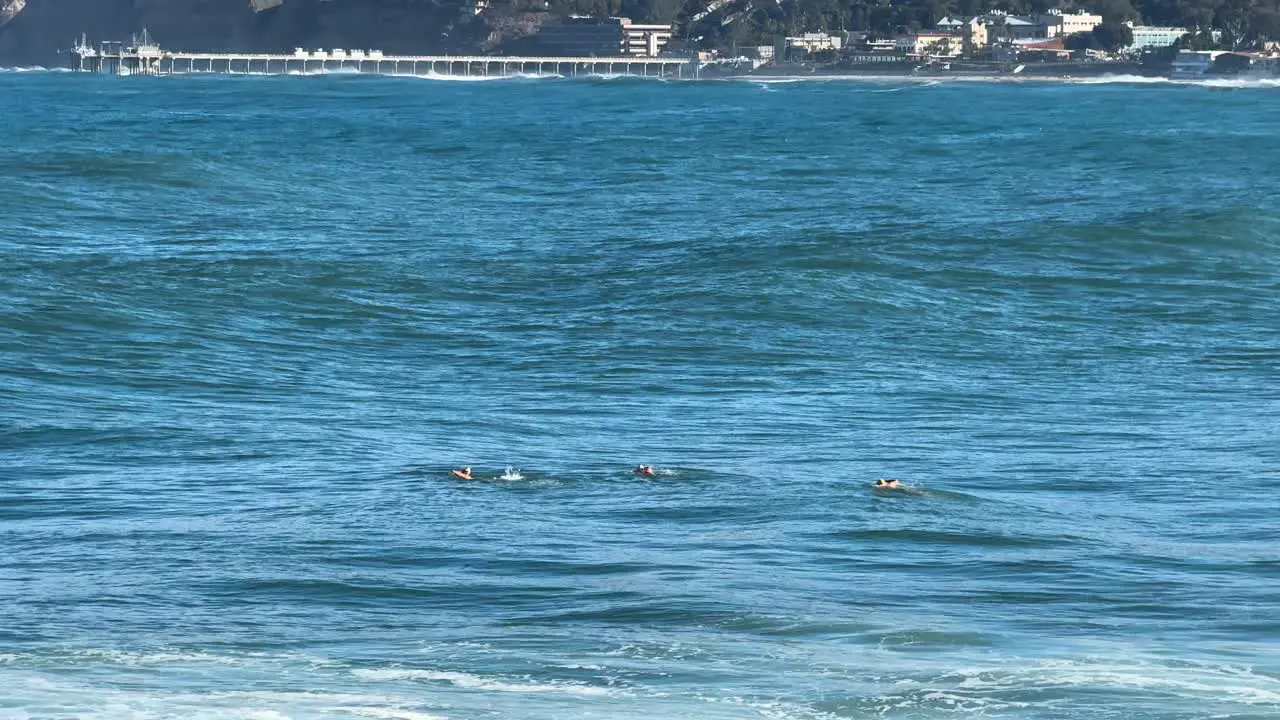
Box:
left=2, top=73, right=1279, bottom=719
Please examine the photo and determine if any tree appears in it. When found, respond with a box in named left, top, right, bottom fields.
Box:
left=925, top=37, right=955, bottom=54
left=1091, top=19, right=1135, bottom=50
left=1063, top=29, right=1097, bottom=49
left=1063, top=21, right=1134, bottom=50
left=1090, top=0, right=1140, bottom=22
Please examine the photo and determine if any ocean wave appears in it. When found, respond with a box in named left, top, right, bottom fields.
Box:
left=838, top=655, right=1280, bottom=716
left=0, top=66, right=71, bottom=73
left=0, top=674, right=449, bottom=720
left=1069, top=73, right=1173, bottom=84
left=351, top=668, right=617, bottom=697
left=1194, top=76, right=1280, bottom=88
left=409, top=70, right=557, bottom=82
left=1071, top=73, right=1280, bottom=88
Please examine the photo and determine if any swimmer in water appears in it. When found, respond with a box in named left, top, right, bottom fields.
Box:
left=873, top=478, right=901, bottom=489
left=634, top=464, right=656, bottom=477
left=451, top=467, right=473, bottom=480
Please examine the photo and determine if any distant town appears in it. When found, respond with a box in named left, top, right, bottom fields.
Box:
left=514, top=11, right=1280, bottom=78
left=54, top=1, right=1280, bottom=80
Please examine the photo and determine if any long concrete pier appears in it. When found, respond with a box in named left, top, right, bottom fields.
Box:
left=71, top=34, right=699, bottom=79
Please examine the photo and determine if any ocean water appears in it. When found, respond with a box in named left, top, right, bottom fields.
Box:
left=2, top=73, right=1279, bottom=719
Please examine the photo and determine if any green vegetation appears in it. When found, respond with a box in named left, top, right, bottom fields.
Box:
left=1064, top=20, right=1134, bottom=50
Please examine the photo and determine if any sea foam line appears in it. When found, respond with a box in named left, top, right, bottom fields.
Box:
left=351, top=668, right=617, bottom=696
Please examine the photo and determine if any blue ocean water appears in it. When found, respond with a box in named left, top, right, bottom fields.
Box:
left=2, top=72, right=1279, bottom=719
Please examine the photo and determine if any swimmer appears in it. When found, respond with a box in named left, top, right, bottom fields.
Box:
left=451, top=467, right=473, bottom=480
left=634, top=464, right=656, bottom=477
left=873, top=478, right=901, bottom=489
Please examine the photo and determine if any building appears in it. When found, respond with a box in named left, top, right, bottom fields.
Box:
left=1039, top=9, right=1103, bottom=38
left=933, top=16, right=991, bottom=52
left=895, top=33, right=962, bottom=56
left=623, top=22, right=673, bottom=57
left=1170, top=49, right=1225, bottom=78
left=989, top=15, right=1046, bottom=41
left=786, top=33, right=843, bottom=54
left=534, top=16, right=672, bottom=57
left=1014, top=37, right=1072, bottom=59
left=963, top=17, right=990, bottom=50
left=1126, top=22, right=1189, bottom=49
left=861, top=37, right=899, bottom=52
left=846, top=53, right=910, bottom=64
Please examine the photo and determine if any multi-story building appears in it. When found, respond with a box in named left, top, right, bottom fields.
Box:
left=895, top=33, right=963, bottom=56
left=535, top=16, right=672, bottom=57
left=1126, top=22, right=1189, bottom=49
left=1039, top=9, right=1103, bottom=38
left=934, top=16, right=992, bottom=53
left=623, top=21, right=674, bottom=56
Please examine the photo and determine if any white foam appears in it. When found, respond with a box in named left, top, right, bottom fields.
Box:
left=0, top=676, right=451, bottom=720
left=332, top=707, right=447, bottom=720
left=1, top=65, right=75, bottom=73
left=406, top=70, right=554, bottom=82
left=1195, top=77, right=1280, bottom=89
left=499, top=467, right=524, bottom=481
left=1069, top=73, right=1172, bottom=85
left=351, top=668, right=615, bottom=697
left=582, top=73, right=666, bottom=81
left=936, top=656, right=1280, bottom=706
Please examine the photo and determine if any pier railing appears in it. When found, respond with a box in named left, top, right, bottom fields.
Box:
left=70, top=39, right=700, bottom=79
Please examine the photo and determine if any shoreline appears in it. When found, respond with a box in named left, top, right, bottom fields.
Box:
left=4, top=65, right=1278, bottom=87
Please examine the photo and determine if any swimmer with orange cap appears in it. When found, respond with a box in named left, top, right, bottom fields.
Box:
left=451, top=467, right=473, bottom=480
left=634, top=464, right=656, bottom=477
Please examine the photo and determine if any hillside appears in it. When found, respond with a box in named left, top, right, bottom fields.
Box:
left=0, top=0, right=489, bottom=66
left=2, top=0, right=1278, bottom=65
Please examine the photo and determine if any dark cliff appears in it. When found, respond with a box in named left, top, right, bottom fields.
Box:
left=0, top=0, right=495, bottom=66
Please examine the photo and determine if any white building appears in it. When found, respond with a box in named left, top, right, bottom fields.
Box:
left=1126, top=22, right=1189, bottom=49
left=895, top=33, right=962, bottom=56
left=623, top=23, right=673, bottom=56
left=1040, top=9, right=1103, bottom=38
left=787, top=33, right=843, bottom=54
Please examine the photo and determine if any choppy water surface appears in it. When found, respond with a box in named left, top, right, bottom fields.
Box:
left=2, top=74, right=1279, bottom=719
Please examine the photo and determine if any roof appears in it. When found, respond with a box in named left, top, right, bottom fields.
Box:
left=1016, top=37, right=1065, bottom=49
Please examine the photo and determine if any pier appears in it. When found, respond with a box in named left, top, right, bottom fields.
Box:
left=70, top=32, right=699, bottom=79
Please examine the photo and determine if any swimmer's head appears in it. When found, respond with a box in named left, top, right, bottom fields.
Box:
left=875, top=478, right=900, bottom=488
